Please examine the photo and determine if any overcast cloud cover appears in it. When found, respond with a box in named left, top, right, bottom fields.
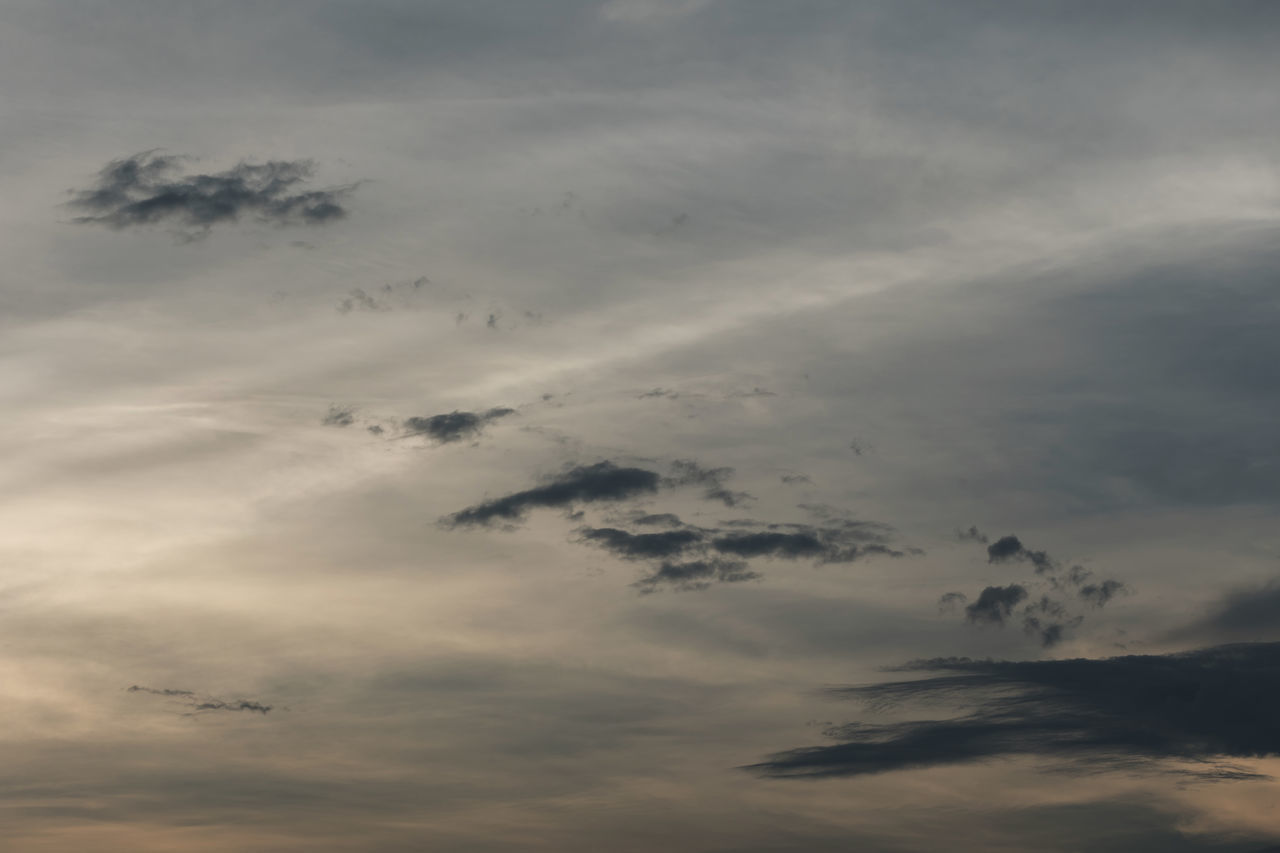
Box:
left=3, top=1, right=1280, bottom=850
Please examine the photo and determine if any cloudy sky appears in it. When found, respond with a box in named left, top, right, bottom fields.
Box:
left=4, top=1, right=1280, bottom=850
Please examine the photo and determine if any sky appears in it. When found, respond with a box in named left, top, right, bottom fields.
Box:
left=3, top=1, right=1280, bottom=850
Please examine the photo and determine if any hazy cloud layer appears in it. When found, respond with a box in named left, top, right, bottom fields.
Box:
left=8, top=0, right=1280, bottom=849
left=1170, top=579, right=1280, bottom=645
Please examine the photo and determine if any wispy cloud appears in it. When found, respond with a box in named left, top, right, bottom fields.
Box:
left=127, top=685, right=273, bottom=716
left=633, top=558, right=759, bottom=593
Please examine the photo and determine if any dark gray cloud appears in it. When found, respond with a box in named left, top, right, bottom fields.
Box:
left=322, top=405, right=356, bottom=428
left=632, top=558, right=760, bottom=594
left=444, top=461, right=663, bottom=527
left=938, top=591, right=968, bottom=613
left=1022, top=595, right=1083, bottom=648
left=445, top=458, right=766, bottom=529
left=577, top=526, right=705, bottom=560
left=1079, top=579, right=1129, bottom=608
left=712, top=531, right=824, bottom=560
left=986, top=535, right=1024, bottom=561
left=749, top=642, right=1280, bottom=780
left=128, top=685, right=272, bottom=715
left=446, top=459, right=910, bottom=591
left=631, top=513, right=684, bottom=527
left=190, top=699, right=273, bottom=715
left=710, top=527, right=904, bottom=564
left=987, top=535, right=1054, bottom=574
left=965, top=584, right=1028, bottom=625
left=953, top=528, right=1125, bottom=646
left=587, top=514, right=906, bottom=591
left=69, top=151, right=356, bottom=235
left=403, top=407, right=515, bottom=443
left=126, top=685, right=194, bottom=697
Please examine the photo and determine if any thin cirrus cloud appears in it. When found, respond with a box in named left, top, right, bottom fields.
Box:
left=127, top=685, right=273, bottom=715
left=749, top=642, right=1280, bottom=782
left=67, top=151, right=357, bottom=236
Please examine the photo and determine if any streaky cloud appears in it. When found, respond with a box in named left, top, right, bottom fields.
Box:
left=127, top=685, right=272, bottom=715
left=633, top=558, right=760, bottom=593
left=577, top=526, right=705, bottom=560
left=712, top=530, right=824, bottom=560
left=127, top=685, right=194, bottom=697
left=749, top=643, right=1280, bottom=780
left=444, top=461, right=662, bottom=527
